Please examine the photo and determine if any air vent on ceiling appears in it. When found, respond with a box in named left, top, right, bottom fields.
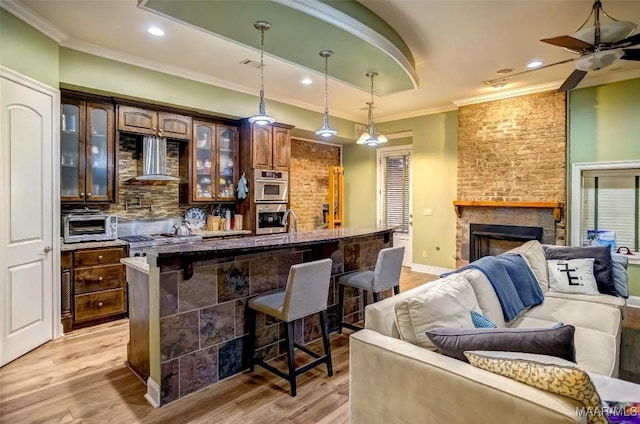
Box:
left=240, top=59, right=264, bottom=69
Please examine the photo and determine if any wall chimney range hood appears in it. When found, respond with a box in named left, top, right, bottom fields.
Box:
left=129, top=135, right=179, bottom=183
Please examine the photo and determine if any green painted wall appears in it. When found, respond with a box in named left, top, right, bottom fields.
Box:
left=568, top=78, right=640, bottom=296
left=343, top=111, right=458, bottom=269
left=0, top=9, right=59, bottom=87
left=58, top=48, right=357, bottom=139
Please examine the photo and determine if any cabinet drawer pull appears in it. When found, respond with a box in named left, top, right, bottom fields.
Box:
left=80, top=193, right=84, bottom=197
left=87, top=192, right=92, bottom=197
left=98, top=255, right=103, bottom=261
left=97, top=302, right=103, bottom=308
left=98, top=276, right=103, bottom=282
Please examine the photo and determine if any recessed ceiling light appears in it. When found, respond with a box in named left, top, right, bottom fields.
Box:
left=496, top=68, right=513, bottom=75
left=301, top=77, right=312, bottom=85
left=148, top=27, right=165, bottom=37
left=527, top=60, right=543, bottom=68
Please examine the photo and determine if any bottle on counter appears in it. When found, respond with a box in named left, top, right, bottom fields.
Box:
left=225, top=209, right=231, bottom=230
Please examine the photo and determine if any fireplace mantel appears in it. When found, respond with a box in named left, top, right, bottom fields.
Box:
left=453, top=200, right=563, bottom=222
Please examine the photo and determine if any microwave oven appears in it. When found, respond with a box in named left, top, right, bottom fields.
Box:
left=254, top=169, right=288, bottom=203
left=64, top=211, right=118, bottom=243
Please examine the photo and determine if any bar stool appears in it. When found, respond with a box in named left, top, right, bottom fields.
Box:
left=337, top=246, right=405, bottom=333
left=247, top=258, right=333, bottom=397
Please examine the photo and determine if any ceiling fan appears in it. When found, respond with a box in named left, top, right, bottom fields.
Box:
left=485, top=0, right=640, bottom=92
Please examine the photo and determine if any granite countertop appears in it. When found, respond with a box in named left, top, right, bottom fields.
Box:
left=191, top=229, right=252, bottom=238
left=61, top=238, right=128, bottom=252
left=145, top=226, right=393, bottom=264
left=121, top=257, right=149, bottom=274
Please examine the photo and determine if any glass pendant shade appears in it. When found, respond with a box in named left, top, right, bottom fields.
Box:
left=249, top=21, right=275, bottom=126
left=356, top=73, right=387, bottom=146
left=315, top=50, right=337, bottom=138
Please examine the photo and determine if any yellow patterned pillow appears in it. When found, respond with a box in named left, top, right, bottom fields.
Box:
left=464, top=351, right=608, bottom=424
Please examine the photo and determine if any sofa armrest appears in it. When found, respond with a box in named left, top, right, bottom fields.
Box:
left=350, top=329, right=586, bottom=424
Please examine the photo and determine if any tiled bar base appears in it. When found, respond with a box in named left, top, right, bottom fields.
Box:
left=152, top=230, right=392, bottom=405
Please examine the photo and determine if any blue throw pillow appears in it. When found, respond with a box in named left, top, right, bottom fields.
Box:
left=552, top=321, right=565, bottom=329
left=611, top=253, right=629, bottom=299
left=471, top=310, right=498, bottom=328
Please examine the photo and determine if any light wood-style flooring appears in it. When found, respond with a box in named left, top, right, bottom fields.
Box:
left=0, top=267, right=436, bottom=424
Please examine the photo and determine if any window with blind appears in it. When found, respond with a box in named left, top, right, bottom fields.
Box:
left=580, top=169, right=640, bottom=251
left=382, top=153, right=410, bottom=234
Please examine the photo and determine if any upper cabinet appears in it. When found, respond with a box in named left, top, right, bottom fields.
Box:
left=61, top=97, right=115, bottom=203
left=118, top=105, right=192, bottom=140
left=180, top=121, right=239, bottom=203
left=241, top=122, right=291, bottom=171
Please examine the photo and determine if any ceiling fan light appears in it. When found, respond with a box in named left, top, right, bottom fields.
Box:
left=572, top=21, right=638, bottom=45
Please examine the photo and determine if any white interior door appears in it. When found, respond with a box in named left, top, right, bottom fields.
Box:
left=1, top=74, right=55, bottom=366
left=377, top=146, right=412, bottom=266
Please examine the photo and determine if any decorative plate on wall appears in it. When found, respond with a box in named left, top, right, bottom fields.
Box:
left=184, top=207, right=207, bottom=229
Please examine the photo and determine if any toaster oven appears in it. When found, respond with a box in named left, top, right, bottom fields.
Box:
left=64, top=210, right=118, bottom=243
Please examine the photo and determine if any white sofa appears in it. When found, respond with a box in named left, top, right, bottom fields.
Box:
left=349, top=241, right=627, bottom=424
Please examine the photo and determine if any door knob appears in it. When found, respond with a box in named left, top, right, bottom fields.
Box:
left=43, top=246, right=52, bottom=253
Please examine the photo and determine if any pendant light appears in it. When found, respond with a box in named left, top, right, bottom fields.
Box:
left=315, top=50, right=338, bottom=138
left=248, top=21, right=276, bottom=126
left=357, top=72, right=388, bottom=146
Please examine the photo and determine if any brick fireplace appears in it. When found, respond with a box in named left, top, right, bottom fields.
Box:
left=456, top=91, right=567, bottom=267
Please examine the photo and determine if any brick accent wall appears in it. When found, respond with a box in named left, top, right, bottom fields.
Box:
left=289, top=139, right=341, bottom=231
left=456, top=91, right=567, bottom=263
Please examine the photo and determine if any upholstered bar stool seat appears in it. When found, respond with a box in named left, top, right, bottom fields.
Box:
left=247, top=258, right=334, bottom=397
left=338, top=245, right=405, bottom=333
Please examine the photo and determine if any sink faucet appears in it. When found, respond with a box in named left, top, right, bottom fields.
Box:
left=281, top=209, right=298, bottom=233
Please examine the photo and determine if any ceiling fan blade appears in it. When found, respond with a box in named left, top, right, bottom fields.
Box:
left=558, top=69, right=588, bottom=92
left=613, top=33, right=640, bottom=48
left=621, top=49, right=640, bottom=61
left=541, top=35, right=594, bottom=51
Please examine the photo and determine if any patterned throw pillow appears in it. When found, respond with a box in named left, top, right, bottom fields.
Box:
left=470, top=310, right=498, bottom=328
left=547, top=258, right=600, bottom=295
left=464, top=350, right=608, bottom=424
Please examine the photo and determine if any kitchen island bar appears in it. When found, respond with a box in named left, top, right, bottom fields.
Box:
left=123, top=226, right=393, bottom=407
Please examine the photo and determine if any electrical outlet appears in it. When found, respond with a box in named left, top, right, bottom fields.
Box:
left=422, top=250, right=427, bottom=258
left=423, top=208, right=433, bottom=216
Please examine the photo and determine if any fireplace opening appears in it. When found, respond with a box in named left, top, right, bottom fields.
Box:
left=469, top=223, right=543, bottom=262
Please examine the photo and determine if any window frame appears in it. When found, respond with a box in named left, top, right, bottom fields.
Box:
left=570, top=160, right=640, bottom=262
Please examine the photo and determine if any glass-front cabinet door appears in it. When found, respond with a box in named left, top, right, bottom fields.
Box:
left=61, top=97, right=114, bottom=203
left=217, top=126, right=238, bottom=201
left=61, top=100, right=84, bottom=202
left=193, top=121, right=215, bottom=201
left=85, top=103, right=113, bottom=202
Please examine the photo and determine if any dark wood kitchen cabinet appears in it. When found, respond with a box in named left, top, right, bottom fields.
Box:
left=240, top=121, right=292, bottom=170
left=61, top=97, right=115, bottom=203
left=180, top=121, right=239, bottom=203
left=60, top=246, right=127, bottom=332
left=118, top=105, right=192, bottom=140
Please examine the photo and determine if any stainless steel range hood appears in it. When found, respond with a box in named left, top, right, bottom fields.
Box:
left=132, top=135, right=179, bottom=182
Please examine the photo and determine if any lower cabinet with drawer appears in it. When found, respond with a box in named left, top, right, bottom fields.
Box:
left=61, top=246, right=127, bottom=331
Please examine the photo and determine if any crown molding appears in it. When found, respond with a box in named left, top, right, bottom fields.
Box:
left=0, top=0, right=69, bottom=43
left=453, top=82, right=559, bottom=107
left=454, top=67, right=640, bottom=107
left=378, top=104, right=458, bottom=123
left=60, top=38, right=363, bottom=122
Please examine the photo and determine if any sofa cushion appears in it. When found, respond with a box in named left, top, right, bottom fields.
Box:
left=521, top=296, right=622, bottom=336
left=464, top=351, right=607, bottom=424
left=394, top=275, right=478, bottom=350
left=425, top=325, right=576, bottom=363
left=458, top=269, right=506, bottom=327
left=506, top=240, right=549, bottom=292
left=543, top=245, right=617, bottom=296
left=547, top=258, right=599, bottom=295
left=612, top=253, right=629, bottom=299
left=544, top=291, right=626, bottom=310
left=509, top=316, right=618, bottom=377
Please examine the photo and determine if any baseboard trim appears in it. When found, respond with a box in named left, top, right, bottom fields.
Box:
left=411, top=263, right=454, bottom=276
left=627, top=295, right=640, bottom=308
left=145, top=377, right=161, bottom=408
